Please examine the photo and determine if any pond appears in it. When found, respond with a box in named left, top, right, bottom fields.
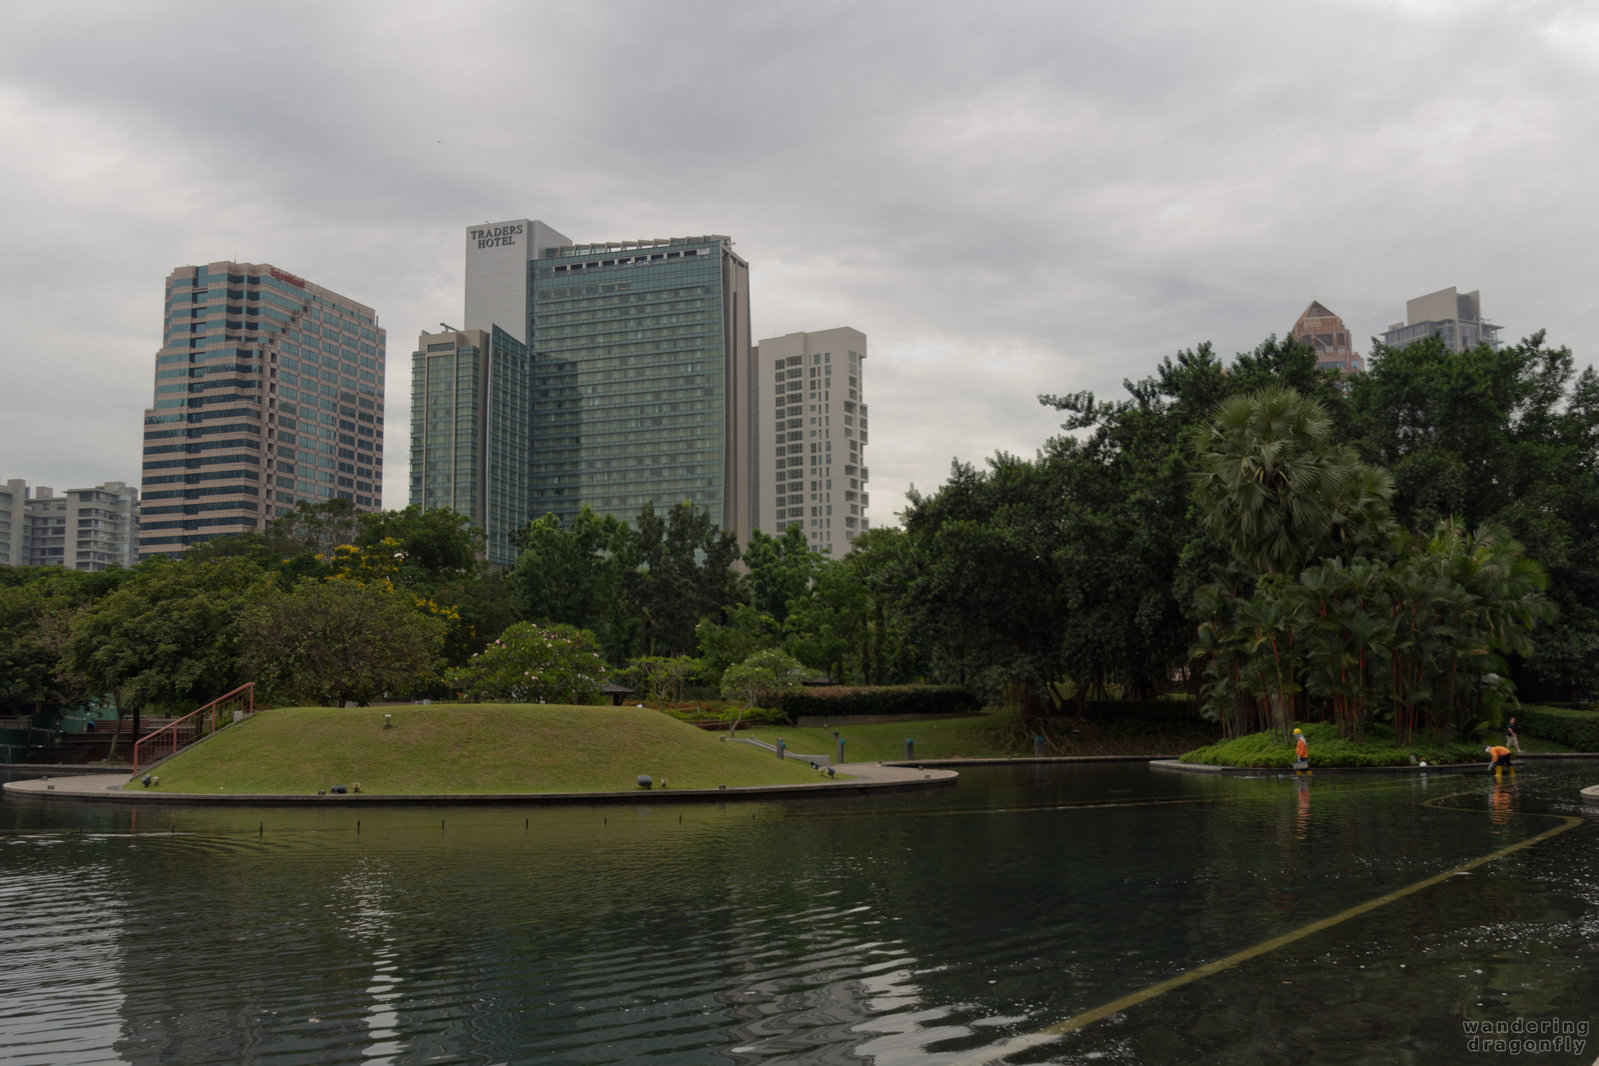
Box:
left=1, top=763, right=1595, bottom=1065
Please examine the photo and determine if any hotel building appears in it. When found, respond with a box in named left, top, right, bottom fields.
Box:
left=753, top=327, right=869, bottom=556
left=453, top=220, right=756, bottom=547
left=139, top=262, right=385, bottom=558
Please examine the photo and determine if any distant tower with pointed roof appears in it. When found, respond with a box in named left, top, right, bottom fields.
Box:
left=1291, top=301, right=1364, bottom=374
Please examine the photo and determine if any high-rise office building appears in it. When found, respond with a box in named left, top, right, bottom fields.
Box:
left=409, top=326, right=531, bottom=566
left=139, top=262, right=385, bottom=558
left=1381, top=287, right=1500, bottom=354
left=1291, top=301, right=1364, bottom=374
left=0, top=479, right=139, bottom=570
left=753, top=328, right=869, bottom=556
left=455, top=221, right=756, bottom=546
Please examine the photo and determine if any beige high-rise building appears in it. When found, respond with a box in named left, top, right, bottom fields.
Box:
left=139, top=262, right=385, bottom=558
left=1291, top=301, right=1364, bottom=374
left=1381, top=287, right=1500, bottom=354
left=0, top=479, right=138, bottom=570
left=754, top=327, right=868, bottom=557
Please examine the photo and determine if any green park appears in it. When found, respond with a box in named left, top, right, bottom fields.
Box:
left=6, top=333, right=1599, bottom=787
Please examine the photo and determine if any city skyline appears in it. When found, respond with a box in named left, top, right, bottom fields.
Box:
left=3, top=3, right=1596, bottom=529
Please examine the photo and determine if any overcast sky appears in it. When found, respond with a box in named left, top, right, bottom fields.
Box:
left=3, top=0, right=1595, bottom=528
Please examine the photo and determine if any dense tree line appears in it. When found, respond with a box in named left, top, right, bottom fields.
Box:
left=3, top=331, right=1594, bottom=744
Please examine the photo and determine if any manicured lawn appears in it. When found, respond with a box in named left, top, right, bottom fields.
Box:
left=737, top=713, right=1022, bottom=762
left=131, top=704, right=831, bottom=794
left=736, top=707, right=1215, bottom=761
left=1517, top=733, right=1576, bottom=753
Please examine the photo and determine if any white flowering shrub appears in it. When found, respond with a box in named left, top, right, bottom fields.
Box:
left=445, top=622, right=607, bottom=705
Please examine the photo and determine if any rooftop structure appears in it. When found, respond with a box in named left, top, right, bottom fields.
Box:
left=1291, top=301, right=1364, bottom=374
left=1381, top=287, right=1500, bottom=354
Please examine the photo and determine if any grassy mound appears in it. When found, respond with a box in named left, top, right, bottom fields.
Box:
left=131, top=704, right=832, bottom=795
left=1180, top=721, right=1488, bottom=768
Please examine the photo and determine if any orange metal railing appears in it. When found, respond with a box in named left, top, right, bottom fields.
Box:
left=133, top=682, right=255, bottom=772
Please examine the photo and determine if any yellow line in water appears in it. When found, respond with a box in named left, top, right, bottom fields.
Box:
left=950, top=788, right=1585, bottom=1066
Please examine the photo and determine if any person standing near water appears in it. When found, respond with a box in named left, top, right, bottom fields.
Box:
left=1505, top=716, right=1522, bottom=753
left=1485, top=745, right=1514, bottom=773
left=1293, top=728, right=1310, bottom=773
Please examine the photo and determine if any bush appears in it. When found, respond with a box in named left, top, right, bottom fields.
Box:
left=777, top=685, right=982, bottom=719
left=653, top=701, right=787, bottom=727
left=1180, top=721, right=1485, bottom=767
left=1516, top=705, right=1599, bottom=750
left=445, top=622, right=606, bottom=705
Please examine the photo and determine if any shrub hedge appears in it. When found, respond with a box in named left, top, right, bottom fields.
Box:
left=776, top=685, right=982, bottom=719
left=653, top=701, right=787, bottom=727
left=1180, top=722, right=1484, bottom=767
left=1515, top=705, right=1599, bottom=751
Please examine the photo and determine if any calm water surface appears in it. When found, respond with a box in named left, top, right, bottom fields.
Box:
left=2, top=764, right=1595, bottom=1065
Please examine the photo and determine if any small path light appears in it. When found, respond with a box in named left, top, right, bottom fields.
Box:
left=383, top=714, right=392, bottom=729
left=905, top=738, right=914, bottom=760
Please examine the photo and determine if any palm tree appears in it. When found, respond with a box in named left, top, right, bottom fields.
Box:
left=1190, top=385, right=1395, bottom=576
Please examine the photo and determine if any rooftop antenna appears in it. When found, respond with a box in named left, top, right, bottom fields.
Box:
left=439, top=322, right=459, bottom=332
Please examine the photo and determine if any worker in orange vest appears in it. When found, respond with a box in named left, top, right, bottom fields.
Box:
left=1485, top=745, right=1514, bottom=773
left=1293, top=728, right=1310, bottom=773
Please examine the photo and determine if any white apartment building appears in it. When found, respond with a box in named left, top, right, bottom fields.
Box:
left=0, top=479, right=139, bottom=570
left=754, top=327, right=869, bottom=556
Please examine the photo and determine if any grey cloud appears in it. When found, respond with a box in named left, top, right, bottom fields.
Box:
left=1, top=0, right=1595, bottom=522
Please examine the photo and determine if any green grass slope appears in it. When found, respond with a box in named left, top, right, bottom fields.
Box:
left=133, top=705, right=831, bottom=794
left=738, top=707, right=1216, bottom=761
left=739, top=714, right=1021, bottom=761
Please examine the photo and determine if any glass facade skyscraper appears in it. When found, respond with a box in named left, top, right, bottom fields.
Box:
left=528, top=235, right=753, bottom=536
left=139, top=262, right=385, bottom=558
left=447, top=222, right=757, bottom=549
left=409, top=326, right=530, bottom=566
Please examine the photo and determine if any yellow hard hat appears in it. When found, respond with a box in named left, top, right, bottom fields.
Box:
left=1293, top=728, right=1302, bottom=734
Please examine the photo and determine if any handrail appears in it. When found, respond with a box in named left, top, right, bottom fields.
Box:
left=133, top=682, right=255, bottom=772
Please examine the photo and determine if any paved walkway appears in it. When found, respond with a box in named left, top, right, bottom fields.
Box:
left=2, top=762, right=957, bottom=806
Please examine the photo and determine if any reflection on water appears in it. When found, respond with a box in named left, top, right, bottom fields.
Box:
left=1, top=765, right=1595, bottom=1064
